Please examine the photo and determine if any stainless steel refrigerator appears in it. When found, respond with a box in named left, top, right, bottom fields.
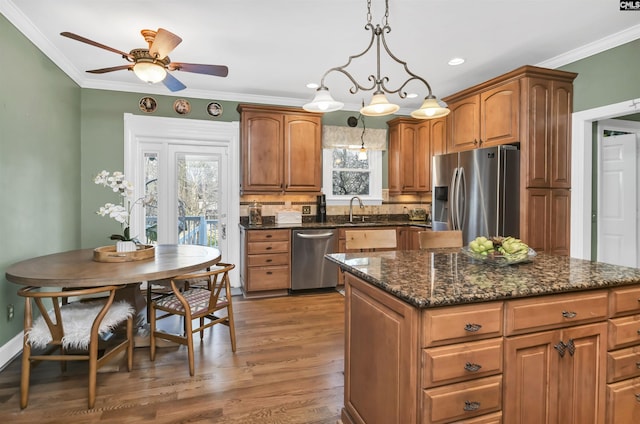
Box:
left=431, top=145, right=520, bottom=245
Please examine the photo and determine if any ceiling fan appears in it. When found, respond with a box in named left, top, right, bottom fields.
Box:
left=60, top=28, right=228, bottom=92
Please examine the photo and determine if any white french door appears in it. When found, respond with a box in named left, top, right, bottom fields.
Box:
left=124, top=114, right=240, bottom=285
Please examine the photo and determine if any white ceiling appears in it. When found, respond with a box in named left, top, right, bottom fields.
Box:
left=2, top=0, right=640, bottom=115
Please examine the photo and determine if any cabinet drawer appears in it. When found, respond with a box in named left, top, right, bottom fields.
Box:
left=607, top=346, right=640, bottom=383
left=247, top=252, right=289, bottom=267
left=505, top=290, right=608, bottom=335
left=456, top=412, right=502, bottom=424
left=247, top=241, right=289, bottom=254
left=246, top=266, right=290, bottom=291
left=609, top=315, right=640, bottom=350
left=247, top=230, right=289, bottom=242
left=422, top=302, right=503, bottom=347
left=606, top=378, right=640, bottom=424
left=422, top=338, right=503, bottom=388
left=422, top=375, right=502, bottom=424
left=610, top=286, right=640, bottom=317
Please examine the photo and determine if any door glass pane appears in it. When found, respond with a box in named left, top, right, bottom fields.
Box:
left=176, top=154, right=220, bottom=246
left=144, top=153, right=158, bottom=244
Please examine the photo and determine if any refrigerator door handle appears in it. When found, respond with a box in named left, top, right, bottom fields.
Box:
left=450, top=168, right=459, bottom=230
left=456, top=166, right=466, bottom=231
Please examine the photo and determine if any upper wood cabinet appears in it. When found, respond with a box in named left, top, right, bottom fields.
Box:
left=447, top=79, right=520, bottom=152
left=387, top=116, right=447, bottom=194
left=238, top=104, right=322, bottom=194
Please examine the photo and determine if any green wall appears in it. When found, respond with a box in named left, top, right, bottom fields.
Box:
left=559, top=38, right=640, bottom=112
left=0, top=15, right=81, bottom=347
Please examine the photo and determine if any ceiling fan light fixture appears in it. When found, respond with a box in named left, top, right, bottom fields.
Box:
left=360, top=92, right=400, bottom=117
left=303, top=87, right=344, bottom=112
left=410, top=96, right=451, bottom=119
left=133, top=61, right=167, bottom=83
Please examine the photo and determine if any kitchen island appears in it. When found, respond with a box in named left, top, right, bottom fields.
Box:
left=325, top=250, right=640, bottom=424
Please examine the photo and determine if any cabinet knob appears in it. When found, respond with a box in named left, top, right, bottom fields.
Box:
left=464, top=323, right=482, bottom=332
left=463, top=401, right=481, bottom=411
left=464, top=362, right=482, bottom=372
left=635, top=393, right=640, bottom=402
left=266, top=259, right=273, bottom=263
left=473, top=139, right=479, bottom=145
left=266, top=271, right=272, bottom=275
left=562, top=310, right=577, bottom=319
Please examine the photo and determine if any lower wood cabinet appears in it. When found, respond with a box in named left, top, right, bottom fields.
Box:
left=239, top=228, right=290, bottom=297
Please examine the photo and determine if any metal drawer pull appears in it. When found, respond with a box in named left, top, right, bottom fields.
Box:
left=555, top=341, right=567, bottom=358
left=463, top=401, right=481, bottom=411
left=567, top=339, right=576, bottom=356
left=464, top=362, right=482, bottom=372
left=266, top=234, right=272, bottom=238
left=636, top=393, right=640, bottom=402
left=464, top=323, right=482, bottom=332
left=266, top=271, right=272, bottom=275
left=562, top=311, right=577, bottom=319
left=636, top=362, right=640, bottom=369
left=637, top=329, right=640, bottom=336
left=266, top=246, right=272, bottom=250
left=266, top=259, right=273, bottom=263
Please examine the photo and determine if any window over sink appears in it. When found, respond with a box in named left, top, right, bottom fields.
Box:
left=322, top=148, right=382, bottom=205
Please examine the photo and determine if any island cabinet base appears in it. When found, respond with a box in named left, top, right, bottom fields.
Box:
left=341, top=271, right=640, bottom=424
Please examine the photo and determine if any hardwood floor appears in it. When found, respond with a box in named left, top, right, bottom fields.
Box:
left=0, top=291, right=345, bottom=423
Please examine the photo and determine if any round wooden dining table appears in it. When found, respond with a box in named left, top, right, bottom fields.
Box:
left=6, top=244, right=222, bottom=317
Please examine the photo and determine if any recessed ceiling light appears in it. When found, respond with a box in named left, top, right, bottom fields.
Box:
left=306, top=82, right=319, bottom=89
left=448, top=57, right=465, bottom=66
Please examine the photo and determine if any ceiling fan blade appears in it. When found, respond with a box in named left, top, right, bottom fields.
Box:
left=60, top=32, right=133, bottom=59
left=86, top=65, right=133, bottom=74
left=169, top=62, right=229, bottom=77
left=149, top=28, right=182, bottom=59
left=162, top=73, right=187, bottom=92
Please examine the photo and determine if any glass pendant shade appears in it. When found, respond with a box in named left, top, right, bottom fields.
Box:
left=133, top=61, right=167, bottom=83
left=360, top=93, right=400, bottom=116
left=357, top=147, right=368, bottom=161
left=303, top=87, right=344, bottom=113
left=410, top=97, right=451, bottom=119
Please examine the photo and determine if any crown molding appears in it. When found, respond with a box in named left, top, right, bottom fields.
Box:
left=537, top=24, right=640, bottom=69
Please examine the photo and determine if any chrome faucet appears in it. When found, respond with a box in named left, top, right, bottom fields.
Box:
left=349, top=196, right=364, bottom=223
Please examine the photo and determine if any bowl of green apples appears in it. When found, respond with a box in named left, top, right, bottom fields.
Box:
left=461, top=236, right=536, bottom=266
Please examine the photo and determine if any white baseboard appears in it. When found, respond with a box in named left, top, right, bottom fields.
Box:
left=0, top=331, right=23, bottom=371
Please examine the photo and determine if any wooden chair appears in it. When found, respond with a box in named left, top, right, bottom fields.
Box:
left=17, top=285, right=135, bottom=409
left=149, top=262, right=236, bottom=376
left=418, top=230, right=464, bottom=250
left=345, top=229, right=397, bottom=251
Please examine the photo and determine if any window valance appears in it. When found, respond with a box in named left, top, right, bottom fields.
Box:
left=322, top=125, right=387, bottom=150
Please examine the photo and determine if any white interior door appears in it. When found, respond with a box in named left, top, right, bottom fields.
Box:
left=597, top=132, right=637, bottom=267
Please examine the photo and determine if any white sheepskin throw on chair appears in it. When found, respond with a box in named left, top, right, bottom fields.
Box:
left=26, top=300, right=135, bottom=350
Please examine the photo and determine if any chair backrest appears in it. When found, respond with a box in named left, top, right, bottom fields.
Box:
left=418, top=230, right=463, bottom=250
left=170, top=262, right=236, bottom=308
left=345, top=229, right=397, bottom=251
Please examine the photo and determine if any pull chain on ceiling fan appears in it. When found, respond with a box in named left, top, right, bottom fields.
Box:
left=60, top=28, right=228, bottom=92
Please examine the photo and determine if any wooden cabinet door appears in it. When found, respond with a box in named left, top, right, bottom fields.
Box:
left=549, top=189, right=570, bottom=255
left=480, top=79, right=520, bottom=147
left=524, top=78, right=551, bottom=188
left=448, top=95, right=480, bottom=152
left=415, top=122, right=430, bottom=192
left=343, top=273, right=419, bottom=424
left=550, top=80, right=573, bottom=188
left=430, top=117, right=447, bottom=158
left=556, top=323, right=607, bottom=424
left=283, top=114, right=322, bottom=192
left=387, top=123, right=402, bottom=194
left=241, top=111, right=283, bottom=192
left=504, top=330, right=559, bottom=424
left=400, top=124, right=418, bottom=191
left=504, top=323, right=607, bottom=424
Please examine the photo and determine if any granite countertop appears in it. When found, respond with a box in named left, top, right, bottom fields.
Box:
left=239, top=220, right=431, bottom=230
left=325, top=250, right=640, bottom=308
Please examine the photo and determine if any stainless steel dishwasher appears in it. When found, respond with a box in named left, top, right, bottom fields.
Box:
left=291, top=229, right=339, bottom=291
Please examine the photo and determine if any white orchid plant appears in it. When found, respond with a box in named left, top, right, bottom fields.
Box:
left=94, top=170, right=150, bottom=242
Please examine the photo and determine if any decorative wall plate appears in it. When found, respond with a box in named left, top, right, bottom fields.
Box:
left=174, top=99, right=191, bottom=115
left=139, top=96, right=157, bottom=113
left=207, top=101, right=223, bottom=117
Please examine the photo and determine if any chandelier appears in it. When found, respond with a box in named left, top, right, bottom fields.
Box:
left=303, top=0, right=450, bottom=119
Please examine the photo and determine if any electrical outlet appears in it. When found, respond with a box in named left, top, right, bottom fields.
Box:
left=302, top=205, right=311, bottom=214
left=7, top=304, right=14, bottom=321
